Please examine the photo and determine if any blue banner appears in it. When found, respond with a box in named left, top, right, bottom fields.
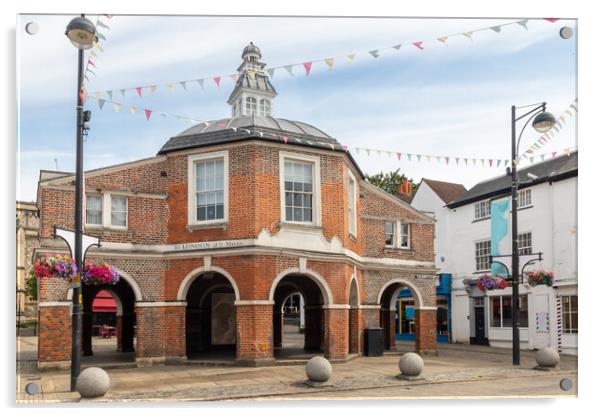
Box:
left=491, top=198, right=510, bottom=276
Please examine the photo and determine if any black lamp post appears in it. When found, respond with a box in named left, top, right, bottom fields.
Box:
left=65, top=14, right=97, bottom=392
left=509, top=103, right=555, bottom=365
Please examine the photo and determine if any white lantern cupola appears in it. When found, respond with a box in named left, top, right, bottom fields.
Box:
left=228, top=42, right=277, bottom=118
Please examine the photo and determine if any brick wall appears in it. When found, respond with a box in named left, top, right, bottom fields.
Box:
left=235, top=304, right=273, bottom=361
left=415, top=309, right=437, bottom=354
left=135, top=305, right=185, bottom=360
left=38, top=305, right=71, bottom=362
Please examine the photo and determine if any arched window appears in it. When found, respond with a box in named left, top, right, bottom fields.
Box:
left=259, top=99, right=271, bottom=117
left=245, top=97, right=257, bottom=115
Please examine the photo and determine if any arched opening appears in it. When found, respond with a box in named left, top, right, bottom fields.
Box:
left=348, top=278, right=360, bottom=354
left=272, top=273, right=326, bottom=359
left=81, top=276, right=137, bottom=366
left=185, top=271, right=237, bottom=361
left=378, top=280, right=422, bottom=353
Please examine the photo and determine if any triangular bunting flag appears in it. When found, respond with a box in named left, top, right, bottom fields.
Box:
left=180, top=81, right=187, bottom=90
left=136, top=87, right=142, bottom=97
left=413, top=42, right=424, bottom=50
left=504, top=160, right=509, bottom=167
left=552, top=151, right=557, bottom=158
left=94, top=91, right=101, bottom=99
left=480, top=159, right=485, bottom=166
left=455, top=157, right=460, bottom=165
left=130, top=105, right=136, bottom=115
left=346, top=54, right=355, bottom=64
left=165, top=83, right=174, bottom=91
left=464, top=158, right=468, bottom=165
left=530, top=157, right=534, bottom=163
left=564, top=148, right=571, bottom=156
left=445, top=156, right=449, bottom=165
left=229, top=74, right=238, bottom=82
left=540, top=155, right=546, bottom=161
left=392, top=44, right=402, bottom=50
left=369, top=50, right=379, bottom=58
left=366, top=149, right=370, bottom=156
left=96, top=32, right=106, bottom=41
left=97, top=20, right=110, bottom=30
left=497, top=160, right=501, bottom=167
left=488, top=159, right=493, bottom=167
left=196, top=79, right=204, bottom=89
left=93, top=42, right=103, bottom=52
left=544, top=18, right=559, bottom=23
left=86, top=68, right=96, bottom=76
left=213, top=77, right=221, bottom=87
left=97, top=98, right=105, bottom=109
left=472, top=159, right=477, bottom=165
left=144, top=109, right=152, bottom=120
left=267, top=68, right=275, bottom=78
left=377, top=150, right=382, bottom=157
left=90, top=50, right=97, bottom=57
left=324, top=58, right=335, bottom=71
left=113, top=103, right=121, bottom=112
left=463, top=32, right=473, bottom=39
left=396, top=152, right=401, bottom=160
left=79, top=88, right=87, bottom=103
left=120, top=88, right=126, bottom=96
left=303, top=62, right=313, bottom=76
left=426, top=155, right=431, bottom=163
left=149, top=85, right=157, bottom=93
left=282, top=135, right=288, bottom=144
left=284, top=65, right=294, bottom=76
left=106, top=90, right=113, bottom=100
left=517, top=20, right=529, bottom=30
left=437, top=37, right=448, bottom=43
left=416, top=155, right=422, bottom=162
left=490, top=26, right=502, bottom=33
left=436, top=156, right=441, bottom=163
left=102, top=14, right=112, bottom=19
left=570, top=103, right=577, bottom=112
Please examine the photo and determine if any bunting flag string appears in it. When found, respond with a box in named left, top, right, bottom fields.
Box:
left=90, top=18, right=563, bottom=99
left=520, top=98, right=577, bottom=159
left=80, top=14, right=113, bottom=103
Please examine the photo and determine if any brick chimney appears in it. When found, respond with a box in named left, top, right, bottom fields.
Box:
left=397, top=178, right=412, bottom=196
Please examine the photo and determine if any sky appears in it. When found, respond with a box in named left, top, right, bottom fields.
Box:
left=16, top=14, right=577, bottom=202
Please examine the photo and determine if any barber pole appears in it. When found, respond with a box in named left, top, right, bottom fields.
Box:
left=556, top=295, right=563, bottom=353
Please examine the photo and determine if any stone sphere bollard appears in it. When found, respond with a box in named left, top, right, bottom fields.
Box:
left=76, top=367, right=110, bottom=398
left=397, top=352, right=424, bottom=380
left=535, top=347, right=560, bottom=369
left=305, top=356, right=333, bottom=386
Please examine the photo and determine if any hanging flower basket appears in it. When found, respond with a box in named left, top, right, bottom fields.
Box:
left=527, top=270, right=554, bottom=287
left=476, top=273, right=509, bottom=291
left=82, top=260, right=120, bottom=286
left=29, top=255, right=77, bottom=280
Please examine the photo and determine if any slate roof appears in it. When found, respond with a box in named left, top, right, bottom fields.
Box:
left=421, top=178, right=467, bottom=204
left=447, top=151, right=577, bottom=208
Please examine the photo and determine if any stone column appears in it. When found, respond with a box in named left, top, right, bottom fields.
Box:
left=235, top=301, right=274, bottom=366
left=324, top=307, right=349, bottom=360
left=37, top=302, right=72, bottom=370
left=135, top=302, right=186, bottom=366
left=415, top=308, right=438, bottom=355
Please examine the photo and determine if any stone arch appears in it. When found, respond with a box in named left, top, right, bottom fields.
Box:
left=101, top=288, right=123, bottom=316
left=67, top=266, right=143, bottom=302
left=349, top=274, right=360, bottom=307
left=376, top=278, right=424, bottom=310
left=268, top=267, right=334, bottom=306
left=177, top=266, right=240, bottom=301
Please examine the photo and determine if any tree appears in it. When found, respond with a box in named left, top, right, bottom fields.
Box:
left=365, top=169, right=417, bottom=196
left=25, top=274, right=37, bottom=301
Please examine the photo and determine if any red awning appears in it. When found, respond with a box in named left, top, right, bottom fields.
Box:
left=93, top=290, right=117, bottom=313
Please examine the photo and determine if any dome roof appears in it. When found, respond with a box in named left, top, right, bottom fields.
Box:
left=242, top=42, right=261, bottom=59
left=158, top=115, right=345, bottom=155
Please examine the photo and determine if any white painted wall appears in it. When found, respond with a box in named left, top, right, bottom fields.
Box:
left=411, top=182, right=451, bottom=273
left=447, top=175, right=577, bottom=354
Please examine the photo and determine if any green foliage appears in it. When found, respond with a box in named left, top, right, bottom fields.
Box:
left=25, top=274, right=37, bottom=301
left=365, top=169, right=417, bottom=196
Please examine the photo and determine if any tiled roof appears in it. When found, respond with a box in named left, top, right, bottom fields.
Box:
left=421, top=178, right=467, bottom=204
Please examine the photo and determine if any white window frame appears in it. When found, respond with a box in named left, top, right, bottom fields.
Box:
left=85, top=194, right=103, bottom=227
left=517, top=232, right=532, bottom=255
left=188, top=150, right=229, bottom=226
left=85, top=192, right=128, bottom=230
left=517, top=189, right=532, bottom=208
left=561, top=295, right=578, bottom=334
left=489, top=295, right=528, bottom=328
left=279, top=151, right=321, bottom=227
left=109, top=194, right=128, bottom=229
left=475, top=239, right=491, bottom=272
left=474, top=200, right=491, bottom=220
left=385, top=221, right=396, bottom=248
left=348, top=172, right=357, bottom=237
left=398, top=222, right=410, bottom=249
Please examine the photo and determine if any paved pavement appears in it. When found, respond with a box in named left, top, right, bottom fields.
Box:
left=16, top=330, right=577, bottom=403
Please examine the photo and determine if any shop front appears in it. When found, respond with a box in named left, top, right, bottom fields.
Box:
left=396, top=274, right=451, bottom=343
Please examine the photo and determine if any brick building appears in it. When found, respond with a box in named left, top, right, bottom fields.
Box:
left=35, top=43, right=438, bottom=369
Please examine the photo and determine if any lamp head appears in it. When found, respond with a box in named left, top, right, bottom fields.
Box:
left=532, top=111, right=556, bottom=133
left=65, top=16, right=98, bottom=50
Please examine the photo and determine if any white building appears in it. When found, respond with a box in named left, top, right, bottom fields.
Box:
left=444, top=151, right=577, bottom=355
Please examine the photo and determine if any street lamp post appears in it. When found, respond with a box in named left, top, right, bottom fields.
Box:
left=65, top=14, right=97, bottom=392
left=510, top=103, right=555, bottom=366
